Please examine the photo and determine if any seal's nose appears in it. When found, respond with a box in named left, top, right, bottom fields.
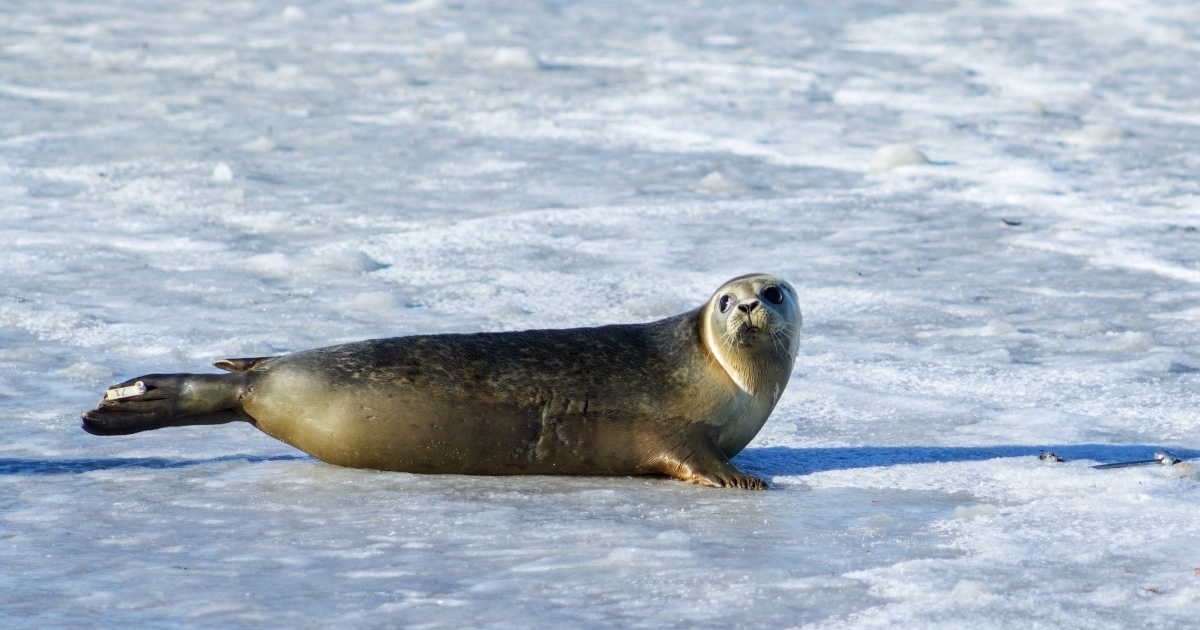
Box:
left=737, top=300, right=759, bottom=313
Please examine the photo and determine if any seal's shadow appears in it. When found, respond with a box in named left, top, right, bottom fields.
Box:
left=4, top=446, right=1195, bottom=478
left=0, top=454, right=310, bottom=476
left=735, top=444, right=1200, bottom=477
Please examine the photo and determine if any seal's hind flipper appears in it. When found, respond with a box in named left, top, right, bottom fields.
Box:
left=82, top=374, right=247, bottom=436
left=213, top=356, right=278, bottom=372
left=82, top=409, right=172, bottom=435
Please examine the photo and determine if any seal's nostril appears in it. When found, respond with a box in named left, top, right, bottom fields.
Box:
left=737, top=300, right=759, bottom=313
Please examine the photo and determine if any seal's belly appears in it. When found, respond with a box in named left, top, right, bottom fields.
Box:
left=242, top=369, right=649, bottom=475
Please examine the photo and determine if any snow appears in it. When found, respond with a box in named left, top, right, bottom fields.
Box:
left=868, top=144, right=930, bottom=172
left=2, top=0, right=1199, bottom=626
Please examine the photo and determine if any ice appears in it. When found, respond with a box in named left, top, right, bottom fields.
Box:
left=1072, top=123, right=1129, bottom=144
left=212, top=163, right=234, bottom=183
left=1023, top=99, right=1046, bottom=116
left=950, top=580, right=990, bottom=600
left=489, top=47, right=540, bottom=70
left=239, top=137, right=278, bottom=153
left=695, top=171, right=739, bottom=193
left=2, top=0, right=1200, bottom=626
left=868, top=144, right=931, bottom=172
left=281, top=6, right=308, bottom=22
left=383, top=0, right=446, bottom=16
left=951, top=505, right=999, bottom=521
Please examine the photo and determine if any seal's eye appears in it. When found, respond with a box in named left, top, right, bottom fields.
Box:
left=718, top=295, right=734, bottom=313
left=763, top=286, right=784, bottom=305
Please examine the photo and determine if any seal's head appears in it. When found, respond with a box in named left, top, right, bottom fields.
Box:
left=701, top=273, right=802, bottom=394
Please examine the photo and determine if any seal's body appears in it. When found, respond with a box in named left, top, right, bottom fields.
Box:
left=83, top=274, right=801, bottom=488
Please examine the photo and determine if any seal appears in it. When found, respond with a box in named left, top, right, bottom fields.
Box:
left=82, top=273, right=801, bottom=489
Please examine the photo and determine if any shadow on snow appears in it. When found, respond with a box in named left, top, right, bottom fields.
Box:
left=736, top=444, right=1200, bottom=477
left=2, top=445, right=1196, bottom=477
left=0, top=454, right=311, bottom=475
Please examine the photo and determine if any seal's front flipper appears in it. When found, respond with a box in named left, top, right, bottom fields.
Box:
left=655, top=431, right=768, bottom=490
left=82, top=374, right=246, bottom=436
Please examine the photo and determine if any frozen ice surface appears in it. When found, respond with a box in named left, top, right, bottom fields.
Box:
left=868, top=144, right=930, bottom=172
left=211, top=162, right=234, bottom=182
left=2, top=0, right=1200, bottom=627
left=489, top=47, right=540, bottom=70
left=695, top=171, right=740, bottom=193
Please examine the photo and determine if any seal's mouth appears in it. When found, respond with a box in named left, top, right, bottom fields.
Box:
left=729, top=320, right=774, bottom=346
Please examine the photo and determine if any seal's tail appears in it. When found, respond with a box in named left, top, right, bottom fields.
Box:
left=81, top=373, right=248, bottom=436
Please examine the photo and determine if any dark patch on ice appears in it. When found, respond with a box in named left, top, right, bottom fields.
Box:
left=0, top=454, right=311, bottom=476
left=736, top=444, right=1200, bottom=477
left=1168, top=362, right=1199, bottom=373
